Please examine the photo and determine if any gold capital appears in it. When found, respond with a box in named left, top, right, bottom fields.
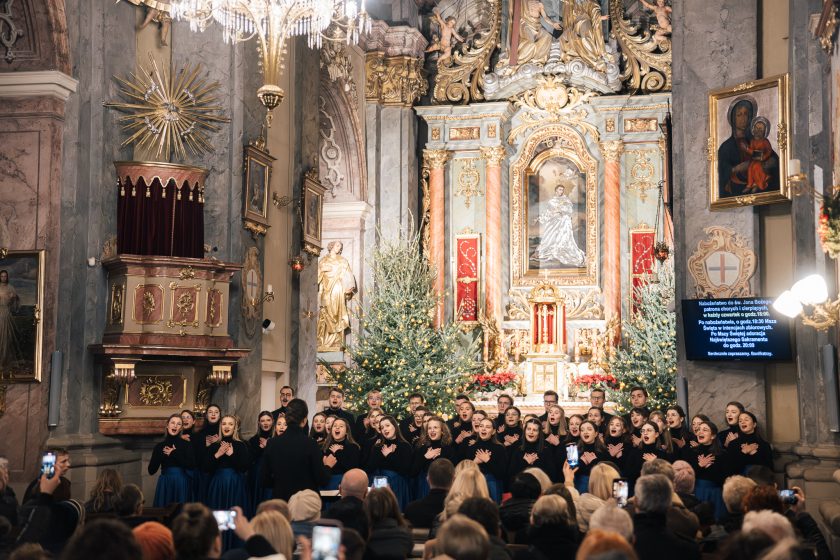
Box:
left=600, top=140, right=624, bottom=163
left=423, top=149, right=450, bottom=170
left=479, top=146, right=506, bottom=166
left=365, top=52, right=428, bottom=108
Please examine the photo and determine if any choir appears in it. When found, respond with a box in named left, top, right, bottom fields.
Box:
left=149, top=386, right=773, bottom=523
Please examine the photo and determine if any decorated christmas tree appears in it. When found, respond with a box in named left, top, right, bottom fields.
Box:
left=336, top=230, right=481, bottom=418
left=607, top=261, right=677, bottom=412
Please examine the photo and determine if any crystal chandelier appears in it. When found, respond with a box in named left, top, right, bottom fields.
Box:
left=170, top=0, right=370, bottom=122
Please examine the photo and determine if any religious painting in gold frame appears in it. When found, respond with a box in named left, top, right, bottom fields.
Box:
left=708, top=74, right=791, bottom=210
left=510, top=125, right=598, bottom=287
left=0, top=250, right=45, bottom=382
left=302, top=170, right=326, bottom=257
left=243, top=142, right=275, bottom=234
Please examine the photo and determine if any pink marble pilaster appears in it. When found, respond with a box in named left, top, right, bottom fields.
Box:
left=601, top=141, right=624, bottom=338
left=424, top=150, right=449, bottom=326
left=479, top=146, right=505, bottom=323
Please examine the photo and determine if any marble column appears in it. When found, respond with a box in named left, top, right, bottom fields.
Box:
left=601, top=140, right=624, bottom=331
left=424, top=149, right=449, bottom=326
left=480, top=146, right=506, bottom=322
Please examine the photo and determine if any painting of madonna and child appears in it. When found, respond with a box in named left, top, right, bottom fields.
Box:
left=527, top=156, right=588, bottom=271
left=0, top=250, right=44, bottom=381
left=709, top=74, right=791, bottom=209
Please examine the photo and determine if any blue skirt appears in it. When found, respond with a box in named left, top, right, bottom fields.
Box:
left=208, top=468, right=248, bottom=551
left=154, top=467, right=193, bottom=507
left=373, top=469, right=410, bottom=510
left=695, top=478, right=726, bottom=521
left=324, top=474, right=343, bottom=491
left=413, top=473, right=430, bottom=501
left=484, top=474, right=502, bottom=503
left=574, top=475, right=590, bottom=495
left=249, top=461, right=272, bottom=515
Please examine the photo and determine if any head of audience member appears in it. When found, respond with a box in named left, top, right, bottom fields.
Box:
left=278, top=385, right=294, bottom=407
left=252, top=510, right=294, bottom=560
left=590, top=388, right=606, bottom=409
left=759, top=538, right=810, bottom=560
left=543, top=390, right=559, bottom=412
left=634, top=474, right=673, bottom=515
left=745, top=465, right=776, bottom=487
left=742, top=484, right=784, bottom=514
left=544, top=484, right=578, bottom=526
left=588, top=463, right=621, bottom=501
left=639, top=458, right=674, bottom=482
left=341, top=529, right=366, bottom=560
left=285, top=398, right=309, bottom=428
left=437, top=514, right=490, bottom=560
left=722, top=475, right=757, bottom=514
left=365, top=487, right=406, bottom=528
left=0, top=456, right=9, bottom=493
left=718, top=530, right=775, bottom=560
left=446, top=468, right=490, bottom=515
left=629, top=386, right=648, bottom=409
left=7, top=543, right=51, bottom=560
left=457, top=497, right=502, bottom=540
left=63, top=519, right=142, bottom=560
left=742, top=510, right=795, bottom=542
left=289, top=489, right=322, bottom=522
left=132, top=521, right=175, bottom=560
left=88, top=468, right=123, bottom=512
left=339, top=469, right=370, bottom=501
left=172, top=504, right=221, bottom=559
left=671, top=460, right=695, bottom=494
left=509, top=472, right=541, bottom=501
left=256, top=499, right=291, bottom=520
left=116, top=483, right=144, bottom=517
left=516, top=468, right=546, bottom=494
left=497, top=394, right=513, bottom=416
left=576, top=529, right=639, bottom=560
left=328, top=387, right=345, bottom=410
left=530, top=494, right=569, bottom=528
left=428, top=458, right=455, bottom=491
left=589, top=504, right=634, bottom=542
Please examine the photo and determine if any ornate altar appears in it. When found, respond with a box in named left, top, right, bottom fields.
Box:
left=91, top=162, right=250, bottom=435
left=415, top=0, right=672, bottom=400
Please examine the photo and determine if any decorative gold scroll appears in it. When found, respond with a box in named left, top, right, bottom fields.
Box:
left=608, top=0, right=672, bottom=93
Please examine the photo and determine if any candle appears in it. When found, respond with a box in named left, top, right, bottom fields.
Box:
left=789, top=158, right=801, bottom=176
left=267, top=284, right=273, bottom=294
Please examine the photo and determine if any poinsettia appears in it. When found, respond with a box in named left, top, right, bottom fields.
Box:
left=574, top=372, right=618, bottom=389
left=471, top=371, right=518, bottom=393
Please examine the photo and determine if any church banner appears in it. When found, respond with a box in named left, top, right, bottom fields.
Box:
left=455, top=233, right=481, bottom=324
left=630, top=227, right=655, bottom=313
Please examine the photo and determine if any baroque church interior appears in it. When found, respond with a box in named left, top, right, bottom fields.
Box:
left=1, top=0, right=840, bottom=558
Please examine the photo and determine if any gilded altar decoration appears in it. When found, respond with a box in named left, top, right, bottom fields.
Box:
left=688, top=226, right=757, bottom=299
left=110, top=284, right=125, bottom=326
left=509, top=0, right=563, bottom=66
left=205, top=289, right=222, bottom=328
left=708, top=74, right=791, bottom=209
left=624, top=118, right=659, bottom=133
left=527, top=283, right=565, bottom=355
left=450, top=127, right=481, bottom=141
left=558, top=0, right=610, bottom=72
left=629, top=225, right=655, bottom=313
left=478, top=310, right=508, bottom=372
left=168, top=283, right=200, bottom=329
left=302, top=169, right=326, bottom=257
left=816, top=0, right=839, bottom=53
left=243, top=140, right=275, bottom=236
left=99, top=375, right=123, bottom=418
left=626, top=149, right=657, bottom=201
left=365, top=52, right=427, bottom=107
left=104, top=55, right=229, bottom=160
left=507, top=79, right=599, bottom=145
left=456, top=159, right=482, bottom=208
left=608, top=0, right=672, bottom=93
left=317, top=241, right=357, bottom=352
left=138, top=376, right=174, bottom=406
left=194, top=375, right=211, bottom=414
left=0, top=250, right=45, bottom=383
left=455, top=232, right=481, bottom=324
left=510, top=125, right=599, bottom=287
left=432, top=0, right=500, bottom=104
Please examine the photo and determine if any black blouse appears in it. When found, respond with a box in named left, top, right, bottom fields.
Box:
left=207, top=437, right=251, bottom=472
left=623, top=443, right=667, bottom=480
left=469, top=439, right=507, bottom=481
left=499, top=425, right=524, bottom=448
left=508, top=441, right=557, bottom=483
left=148, top=434, right=197, bottom=474
left=411, top=441, right=456, bottom=476
left=574, top=442, right=608, bottom=477
left=685, top=443, right=736, bottom=485
left=248, top=429, right=274, bottom=467
left=366, top=437, right=412, bottom=476
left=732, top=432, right=773, bottom=471
left=323, top=439, right=362, bottom=475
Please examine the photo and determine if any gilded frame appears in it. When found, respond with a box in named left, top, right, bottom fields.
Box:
left=708, top=74, right=791, bottom=209
left=510, top=125, right=599, bottom=287
left=0, top=249, right=45, bottom=382
left=243, top=143, right=275, bottom=233
left=302, top=171, right=326, bottom=257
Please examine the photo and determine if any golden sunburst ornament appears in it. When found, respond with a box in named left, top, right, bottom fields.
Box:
left=104, top=53, right=229, bottom=160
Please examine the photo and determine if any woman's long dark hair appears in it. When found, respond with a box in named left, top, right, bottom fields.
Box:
left=521, top=418, right=545, bottom=453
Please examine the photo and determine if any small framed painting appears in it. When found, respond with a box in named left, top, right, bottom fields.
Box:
left=302, top=169, right=326, bottom=257
left=0, top=250, right=45, bottom=382
left=708, top=74, right=791, bottom=209
left=243, top=141, right=275, bottom=234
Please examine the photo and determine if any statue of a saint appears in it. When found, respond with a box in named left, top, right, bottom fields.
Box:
left=317, top=241, right=357, bottom=352
left=514, top=0, right=563, bottom=65
left=559, top=0, right=610, bottom=72
left=530, top=185, right=585, bottom=267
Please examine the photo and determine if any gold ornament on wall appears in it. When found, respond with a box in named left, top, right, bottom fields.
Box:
left=104, top=54, right=230, bottom=160
left=139, top=376, right=174, bottom=406
left=365, top=53, right=427, bottom=107
left=456, top=159, right=483, bottom=208
left=626, top=149, right=658, bottom=201
left=432, top=0, right=501, bottom=104
left=608, top=0, right=672, bottom=93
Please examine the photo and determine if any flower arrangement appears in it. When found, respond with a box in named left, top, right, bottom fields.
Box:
left=471, top=371, right=519, bottom=394
left=819, top=189, right=840, bottom=259
left=574, top=372, right=618, bottom=390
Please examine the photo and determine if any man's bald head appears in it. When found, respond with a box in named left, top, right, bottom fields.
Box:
left=340, top=469, right=369, bottom=500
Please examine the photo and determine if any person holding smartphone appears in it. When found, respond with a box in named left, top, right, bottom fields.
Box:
left=365, top=415, right=412, bottom=509
left=322, top=417, right=361, bottom=490
left=148, top=413, right=196, bottom=507
left=572, top=420, right=608, bottom=494
left=22, top=448, right=71, bottom=503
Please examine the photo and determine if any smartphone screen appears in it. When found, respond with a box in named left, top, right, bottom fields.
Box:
left=778, top=489, right=797, bottom=505
left=311, top=524, right=341, bottom=560
left=213, top=510, right=237, bottom=531
left=373, top=476, right=389, bottom=489
left=566, top=444, right=579, bottom=468
left=41, top=453, right=56, bottom=479
left=613, top=478, right=629, bottom=507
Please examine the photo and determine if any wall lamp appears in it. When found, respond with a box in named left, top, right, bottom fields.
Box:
left=773, top=273, right=838, bottom=331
